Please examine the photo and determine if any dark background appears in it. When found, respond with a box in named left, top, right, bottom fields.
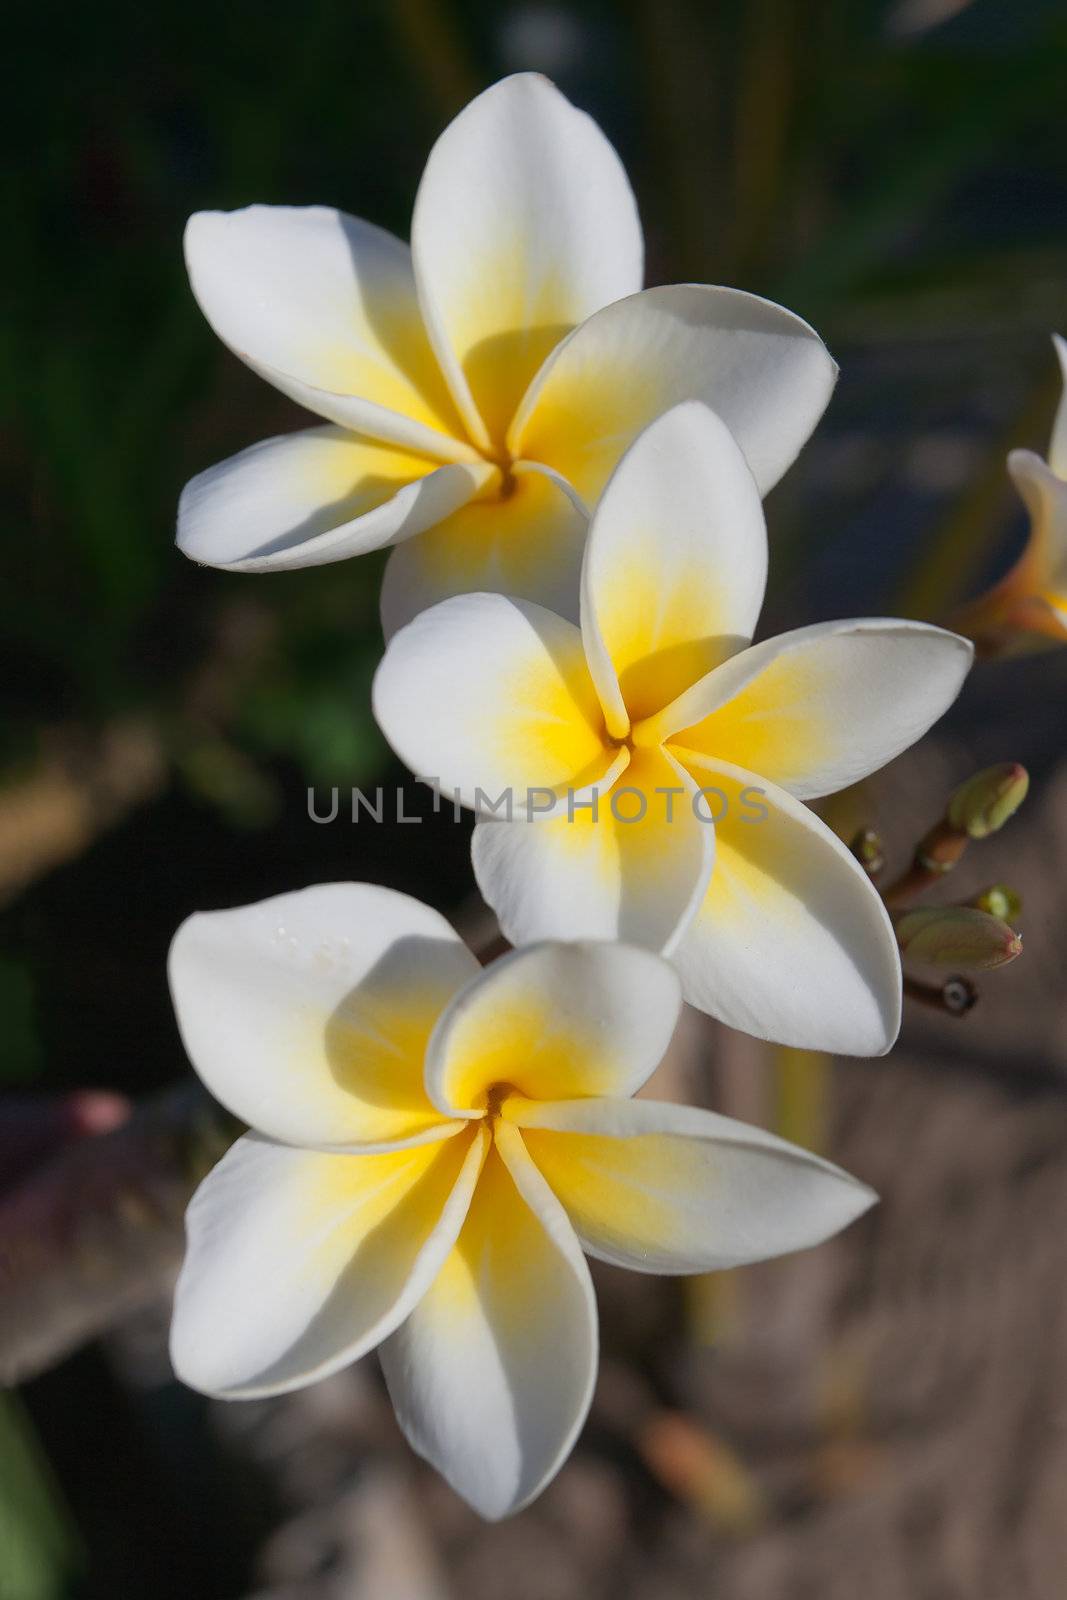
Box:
left=2, top=1, right=1066, bottom=1596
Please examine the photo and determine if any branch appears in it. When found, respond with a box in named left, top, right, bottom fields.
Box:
left=0, top=597, right=276, bottom=909
left=0, top=1083, right=239, bottom=1385
left=902, top=973, right=978, bottom=1016
left=0, top=720, right=165, bottom=908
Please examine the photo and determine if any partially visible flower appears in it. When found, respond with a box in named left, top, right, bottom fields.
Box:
left=374, top=402, right=974, bottom=1055
left=167, top=883, right=874, bottom=1519
left=177, top=73, right=835, bottom=634
left=952, top=335, right=1067, bottom=655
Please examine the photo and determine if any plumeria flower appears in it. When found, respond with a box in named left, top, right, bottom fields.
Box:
left=178, top=73, right=835, bottom=635
left=952, top=335, right=1067, bottom=656
left=374, top=402, right=974, bottom=1055
left=168, top=882, right=875, bottom=1519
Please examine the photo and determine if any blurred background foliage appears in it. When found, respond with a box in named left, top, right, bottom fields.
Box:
left=1, top=0, right=1066, bottom=1594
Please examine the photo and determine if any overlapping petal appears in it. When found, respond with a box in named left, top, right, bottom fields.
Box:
left=170, top=1124, right=486, bottom=1398
left=472, top=746, right=714, bottom=953
left=508, top=1096, right=876, bottom=1272
left=412, top=74, right=643, bottom=453
left=657, top=618, right=973, bottom=798
left=580, top=402, right=768, bottom=732
left=379, top=1124, right=596, bottom=1520
left=379, top=462, right=588, bottom=637
left=510, top=284, right=836, bottom=507
left=424, top=941, right=682, bottom=1116
left=668, top=757, right=901, bottom=1054
left=178, top=427, right=492, bottom=572
left=374, top=593, right=620, bottom=815
left=168, top=883, right=479, bottom=1150
left=184, top=206, right=474, bottom=458
left=1049, top=332, right=1067, bottom=479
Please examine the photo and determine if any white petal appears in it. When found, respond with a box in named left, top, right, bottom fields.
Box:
left=509, top=1097, right=876, bottom=1273
left=660, top=618, right=973, bottom=797
left=510, top=284, right=836, bottom=504
left=379, top=1123, right=596, bottom=1519
left=412, top=74, right=643, bottom=452
left=423, top=940, right=682, bottom=1114
left=379, top=461, right=588, bottom=638
left=669, top=757, right=901, bottom=1054
left=168, top=883, right=479, bottom=1149
left=184, top=206, right=474, bottom=460
left=178, top=427, right=492, bottom=572
left=1049, top=332, right=1067, bottom=480
left=170, top=1125, right=486, bottom=1398
left=580, top=403, right=768, bottom=733
left=373, top=593, right=617, bottom=816
left=472, top=745, right=714, bottom=954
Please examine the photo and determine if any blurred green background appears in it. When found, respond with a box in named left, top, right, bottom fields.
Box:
left=2, top=0, right=1066, bottom=1595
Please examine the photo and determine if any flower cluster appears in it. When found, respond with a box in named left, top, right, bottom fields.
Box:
left=168, top=74, right=978, bottom=1515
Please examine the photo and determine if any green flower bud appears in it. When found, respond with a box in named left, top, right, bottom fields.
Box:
left=850, top=828, right=886, bottom=878
left=896, top=906, right=1023, bottom=971
left=971, top=884, right=1023, bottom=921
left=946, top=764, right=1029, bottom=839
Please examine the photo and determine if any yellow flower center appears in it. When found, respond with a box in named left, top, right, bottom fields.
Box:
left=493, top=455, right=519, bottom=501
left=471, top=428, right=520, bottom=499
left=484, top=1080, right=518, bottom=1121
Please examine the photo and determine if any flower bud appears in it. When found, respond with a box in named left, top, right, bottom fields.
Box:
left=850, top=828, right=885, bottom=879
left=971, top=884, right=1023, bottom=921
left=896, top=906, right=1022, bottom=971
left=946, top=763, right=1029, bottom=838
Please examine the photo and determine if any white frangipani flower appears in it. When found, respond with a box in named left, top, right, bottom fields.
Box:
left=168, top=882, right=875, bottom=1519
left=374, top=402, right=974, bottom=1056
left=953, top=333, right=1067, bottom=654
left=178, top=73, right=836, bottom=634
